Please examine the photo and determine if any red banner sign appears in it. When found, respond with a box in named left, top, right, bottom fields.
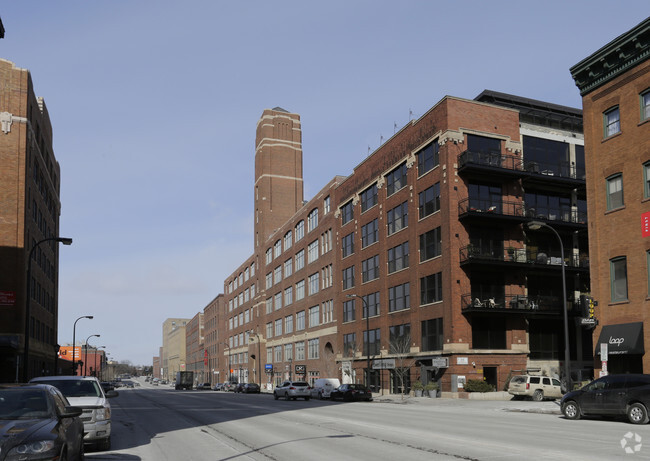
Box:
left=642, top=212, right=650, bottom=238
left=0, top=291, right=16, bottom=306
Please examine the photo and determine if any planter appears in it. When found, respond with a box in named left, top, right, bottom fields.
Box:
left=427, top=390, right=438, bottom=398
left=414, top=389, right=423, bottom=397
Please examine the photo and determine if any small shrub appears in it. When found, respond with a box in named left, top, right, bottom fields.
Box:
left=424, top=381, right=438, bottom=391
left=464, top=379, right=494, bottom=393
left=412, top=380, right=424, bottom=390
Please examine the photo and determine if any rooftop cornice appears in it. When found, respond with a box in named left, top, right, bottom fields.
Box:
left=570, top=17, right=650, bottom=96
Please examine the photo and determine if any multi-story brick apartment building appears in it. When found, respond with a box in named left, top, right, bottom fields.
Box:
left=0, top=58, right=68, bottom=382
left=186, top=312, right=204, bottom=385
left=202, top=294, right=223, bottom=386
left=571, top=17, right=650, bottom=375
left=215, top=96, right=591, bottom=394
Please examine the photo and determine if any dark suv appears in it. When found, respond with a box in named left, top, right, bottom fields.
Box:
left=561, top=374, right=650, bottom=424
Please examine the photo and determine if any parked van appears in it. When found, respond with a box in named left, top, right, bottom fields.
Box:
left=310, top=378, right=341, bottom=399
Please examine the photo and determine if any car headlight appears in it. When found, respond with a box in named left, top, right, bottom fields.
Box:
left=95, top=406, right=111, bottom=421
left=6, top=440, right=57, bottom=459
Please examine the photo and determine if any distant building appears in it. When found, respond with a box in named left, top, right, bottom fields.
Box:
left=571, top=17, right=650, bottom=374
left=0, top=59, right=64, bottom=381
left=161, top=318, right=189, bottom=381
left=202, top=295, right=223, bottom=386
left=186, top=312, right=204, bottom=384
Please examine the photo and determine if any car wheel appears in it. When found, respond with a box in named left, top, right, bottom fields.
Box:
left=285, top=392, right=290, bottom=400
left=562, top=400, right=581, bottom=420
left=532, top=390, right=544, bottom=401
left=305, top=396, right=310, bottom=401
left=627, top=403, right=650, bottom=424
left=273, top=392, right=279, bottom=400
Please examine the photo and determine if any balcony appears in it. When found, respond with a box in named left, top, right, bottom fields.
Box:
left=524, top=206, right=587, bottom=228
left=521, top=159, right=585, bottom=192
left=458, top=198, right=525, bottom=223
left=459, top=245, right=589, bottom=272
left=457, top=150, right=526, bottom=180
left=461, top=293, right=570, bottom=314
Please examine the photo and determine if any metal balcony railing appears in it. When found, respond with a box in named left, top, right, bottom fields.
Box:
left=522, top=159, right=585, bottom=181
left=459, top=245, right=589, bottom=269
left=458, top=198, right=524, bottom=218
left=461, top=293, right=565, bottom=312
left=457, top=150, right=523, bottom=171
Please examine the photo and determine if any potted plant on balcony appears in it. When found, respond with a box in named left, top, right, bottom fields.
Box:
left=424, top=381, right=438, bottom=398
left=412, top=380, right=424, bottom=397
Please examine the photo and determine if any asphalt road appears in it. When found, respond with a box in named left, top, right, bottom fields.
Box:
left=83, top=380, right=648, bottom=460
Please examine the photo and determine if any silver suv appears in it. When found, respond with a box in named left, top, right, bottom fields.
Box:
left=273, top=381, right=311, bottom=401
left=30, top=375, right=117, bottom=450
left=508, top=375, right=563, bottom=401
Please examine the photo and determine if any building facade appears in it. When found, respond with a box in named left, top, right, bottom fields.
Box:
left=186, top=312, right=204, bottom=385
left=161, top=318, right=189, bottom=381
left=0, top=58, right=65, bottom=381
left=571, top=17, right=650, bottom=375
left=203, top=295, right=223, bottom=386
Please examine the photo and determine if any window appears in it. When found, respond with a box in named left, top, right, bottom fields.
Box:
left=363, top=292, right=380, bottom=318
left=343, top=333, right=356, bottom=356
left=361, top=219, right=378, bottom=247
left=273, top=292, right=281, bottom=311
left=342, top=232, right=355, bottom=258
left=275, top=319, right=282, bottom=336
left=274, top=240, right=282, bottom=259
left=309, top=305, right=320, bottom=327
left=324, top=196, right=331, bottom=214
left=273, top=266, right=282, bottom=284
left=420, top=227, right=442, bottom=261
left=417, top=141, right=439, bottom=176
left=284, top=231, right=292, bottom=250
left=644, top=162, right=650, bottom=199
left=386, top=163, right=408, bottom=196
left=274, top=345, right=283, bottom=362
left=343, top=299, right=355, bottom=322
left=389, top=282, right=410, bottom=312
left=322, top=300, right=333, bottom=324
left=285, top=315, right=293, bottom=334
left=265, top=297, right=273, bottom=314
left=308, top=338, right=319, bottom=359
left=362, top=255, right=380, bottom=282
left=295, top=220, right=305, bottom=242
left=284, top=286, right=293, bottom=305
left=284, top=258, right=292, bottom=278
left=321, top=229, right=332, bottom=254
left=389, top=324, right=411, bottom=353
left=308, top=208, right=319, bottom=232
left=307, top=240, right=319, bottom=264
left=388, top=242, right=409, bottom=273
left=639, top=89, right=650, bottom=122
left=364, top=328, right=381, bottom=356
left=610, top=257, right=628, bottom=302
left=296, top=280, right=305, bottom=301
left=604, top=106, right=620, bottom=137
left=322, top=264, right=333, bottom=289
left=387, top=201, right=408, bottom=235
left=284, top=344, right=293, bottom=361
left=361, top=184, right=378, bottom=212
left=295, top=341, right=305, bottom=360
left=420, top=272, right=442, bottom=305
left=266, top=248, right=272, bottom=265
left=267, top=347, right=273, bottom=364
left=296, top=311, right=306, bottom=331
left=607, top=174, right=624, bottom=210
left=265, top=272, right=273, bottom=289
left=419, top=183, right=440, bottom=218
left=341, top=200, right=354, bottom=225
left=472, top=317, right=506, bottom=349
left=308, top=272, right=319, bottom=295
left=342, top=266, right=355, bottom=290
left=295, top=249, right=305, bottom=271
left=421, top=318, right=443, bottom=351
left=266, top=322, right=273, bottom=339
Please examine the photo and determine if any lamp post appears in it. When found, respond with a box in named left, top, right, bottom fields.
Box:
left=72, top=315, right=93, bottom=376
left=23, top=236, right=72, bottom=382
left=84, top=334, right=100, bottom=376
left=527, top=221, right=571, bottom=390
left=347, top=294, right=371, bottom=388
left=249, top=331, right=262, bottom=387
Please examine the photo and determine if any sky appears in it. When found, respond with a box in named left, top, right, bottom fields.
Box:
left=1, top=2, right=648, bottom=366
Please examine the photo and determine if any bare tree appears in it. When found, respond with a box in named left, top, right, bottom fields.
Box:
left=389, top=334, right=415, bottom=400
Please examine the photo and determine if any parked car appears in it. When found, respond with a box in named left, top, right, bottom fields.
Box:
left=507, top=375, right=563, bottom=401
left=236, top=383, right=261, bottom=394
left=310, top=378, right=341, bottom=399
left=196, top=382, right=212, bottom=390
left=0, top=383, right=85, bottom=461
left=274, top=381, right=311, bottom=400
left=561, top=374, right=650, bottom=424
left=212, top=382, right=224, bottom=391
left=330, top=384, right=373, bottom=402
left=223, top=381, right=238, bottom=392
left=30, top=375, right=117, bottom=450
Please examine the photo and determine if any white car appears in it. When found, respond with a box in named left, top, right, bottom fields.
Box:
left=507, top=375, right=563, bottom=401
left=274, top=381, right=311, bottom=400
left=310, top=378, right=341, bottom=399
left=30, top=375, right=117, bottom=450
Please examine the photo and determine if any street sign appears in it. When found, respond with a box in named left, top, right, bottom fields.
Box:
left=372, top=359, right=395, bottom=370
left=601, top=343, right=608, bottom=362
left=431, top=357, right=449, bottom=368
left=295, top=365, right=306, bottom=374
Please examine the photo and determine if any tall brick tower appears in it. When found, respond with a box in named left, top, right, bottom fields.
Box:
left=254, top=107, right=303, bottom=249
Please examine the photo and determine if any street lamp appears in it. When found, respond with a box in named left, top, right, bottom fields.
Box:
left=72, top=315, right=93, bottom=375
left=23, top=236, right=72, bottom=382
left=249, top=330, right=262, bottom=387
left=527, top=221, right=571, bottom=390
left=347, top=294, right=371, bottom=388
left=83, top=335, right=100, bottom=376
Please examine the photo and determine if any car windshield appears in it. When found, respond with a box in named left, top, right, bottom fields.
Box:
left=36, top=379, right=102, bottom=398
left=292, top=382, right=308, bottom=386
left=348, top=385, right=367, bottom=390
left=510, top=376, right=526, bottom=384
left=0, top=389, right=51, bottom=420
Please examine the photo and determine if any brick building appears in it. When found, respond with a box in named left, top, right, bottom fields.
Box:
left=186, top=312, right=204, bottom=385
left=571, top=17, right=650, bottom=375
left=214, top=94, right=591, bottom=394
left=203, top=295, right=223, bottom=386
left=0, top=58, right=67, bottom=381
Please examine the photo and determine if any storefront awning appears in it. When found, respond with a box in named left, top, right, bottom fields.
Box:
left=595, top=322, right=644, bottom=355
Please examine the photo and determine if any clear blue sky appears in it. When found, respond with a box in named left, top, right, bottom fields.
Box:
left=2, top=2, right=648, bottom=366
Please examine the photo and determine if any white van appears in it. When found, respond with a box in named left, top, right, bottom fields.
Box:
left=311, top=378, right=341, bottom=399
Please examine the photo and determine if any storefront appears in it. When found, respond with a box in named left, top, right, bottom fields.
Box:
left=595, top=322, right=644, bottom=374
